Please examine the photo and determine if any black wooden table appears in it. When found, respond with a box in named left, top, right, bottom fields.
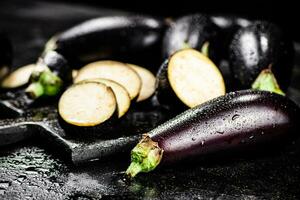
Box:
left=1, top=1, right=300, bottom=199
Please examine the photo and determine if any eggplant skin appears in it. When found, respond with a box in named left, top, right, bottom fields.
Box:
left=52, top=15, right=166, bottom=69
left=210, top=15, right=251, bottom=59
left=162, top=14, right=220, bottom=63
left=229, top=21, right=294, bottom=90
left=149, top=90, right=300, bottom=163
left=0, top=32, right=13, bottom=76
left=155, top=59, right=186, bottom=112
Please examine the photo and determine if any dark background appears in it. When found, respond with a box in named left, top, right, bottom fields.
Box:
left=1, top=1, right=300, bottom=199
left=46, top=0, right=298, bottom=40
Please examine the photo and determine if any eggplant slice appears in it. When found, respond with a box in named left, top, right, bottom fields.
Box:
left=168, top=49, right=225, bottom=108
left=128, top=64, right=156, bottom=102
left=1, top=64, right=36, bottom=89
left=59, top=82, right=117, bottom=127
left=80, top=78, right=131, bottom=118
left=74, top=61, right=142, bottom=100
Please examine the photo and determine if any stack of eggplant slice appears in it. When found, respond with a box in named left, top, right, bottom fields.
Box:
left=0, top=12, right=299, bottom=181
left=0, top=15, right=164, bottom=118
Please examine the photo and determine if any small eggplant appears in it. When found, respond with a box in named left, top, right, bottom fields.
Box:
left=0, top=51, right=70, bottom=118
left=0, top=32, right=12, bottom=81
left=126, top=90, right=300, bottom=178
left=25, top=51, right=71, bottom=99
left=162, top=14, right=220, bottom=63
left=229, top=21, right=294, bottom=90
left=45, top=15, right=166, bottom=69
left=210, top=15, right=251, bottom=59
left=156, top=49, right=225, bottom=110
left=79, top=78, right=131, bottom=118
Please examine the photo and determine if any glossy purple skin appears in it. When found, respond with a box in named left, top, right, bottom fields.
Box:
left=55, top=15, right=165, bottom=68
left=229, top=21, right=294, bottom=89
left=149, top=90, right=300, bottom=163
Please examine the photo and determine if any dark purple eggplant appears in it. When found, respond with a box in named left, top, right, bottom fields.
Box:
left=25, top=51, right=71, bottom=99
left=211, top=15, right=251, bottom=59
left=45, top=15, right=166, bottom=69
left=229, top=21, right=294, bottom=90
left=0, top=51, right=70, bottom=118
left=162, top=14, right=221, bottom=63
left=126, top=90, right=300, bottom=178
left=0, top=32, right=12, bottom=81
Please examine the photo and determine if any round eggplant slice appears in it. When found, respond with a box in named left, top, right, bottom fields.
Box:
left=80, top=78, right=131, bottom=118
left=157, top=49, right=225, bottom=109
left=1, top=64, right=36, bottom=89
left=59, top=82, right=117, bottom=127
left=128, top=64, right=156, bottom=102
left=74, top=61, right=142, bottom=100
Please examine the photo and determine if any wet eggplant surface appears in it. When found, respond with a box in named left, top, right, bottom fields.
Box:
left=1, top=1, right=300, bottom=199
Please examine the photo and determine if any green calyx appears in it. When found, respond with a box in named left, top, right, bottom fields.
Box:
left=252, top=68, right=285, bottom=96
left=201, top=41, right=210, bottom=57
left=125, top=134, right=163, bottom=179
left=26, top=69, right=63, bottom=99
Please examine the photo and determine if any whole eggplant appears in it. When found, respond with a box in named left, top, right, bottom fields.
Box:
left=0, top=32, right=12, bottom=81
left=45, top=15, right=166, bottom=69
left=126, top=90, right=300, bottom=178
left=210, top=15, right=251, bottom=59
left=229, top=21, right=294, bottom=90
left=162, top=14, right=220, bottom=63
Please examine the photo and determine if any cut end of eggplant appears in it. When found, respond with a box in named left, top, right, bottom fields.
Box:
left=168, top=49, right=225, bottom=108
left=128, top=64, right=156, bottom=102
left=74, top=61, right=142, bottom=100
left=25, top=70, right=63, bottom=99
left=1, top=64, right=36, bottom=89
left=59, top=82, right=117, bottom=126
left=126, top=134, right=163, bottom=178
left=79, top=78, right=131, bottom=118
left=252, top=68, right=285, bottom=96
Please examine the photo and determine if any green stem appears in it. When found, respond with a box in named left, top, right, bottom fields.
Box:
left=251, top=69, right=285, bottom=96
left=25, top=82, right=44, bottom=99
left=26, top=70, right=63, bottom=99
left=201, top=41, right=210, bottom=57
left=125, top=134, right=163, bottom=179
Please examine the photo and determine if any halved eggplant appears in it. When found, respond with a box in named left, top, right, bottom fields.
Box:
left=74, top=60, right=142, bottom=100
left=79, top=78, right=131, bottom=118
left=229, top=21, right=294, bottom=90
left=0, top=32, right=12, bottom=81
left=162, top=14, right=220, bottom=63
left=0, top=64, right=36, bottom=89
left=58, top=81, right=118, bottom=136
left=128, top=64, right=156, bottom=102
left=25, top=51, right=71, bottom=99
left=45, top=15, right=166, bottom=69
left=156, top=49, right=225, bottom=110
left=126, top=90, right=300, bottom=178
